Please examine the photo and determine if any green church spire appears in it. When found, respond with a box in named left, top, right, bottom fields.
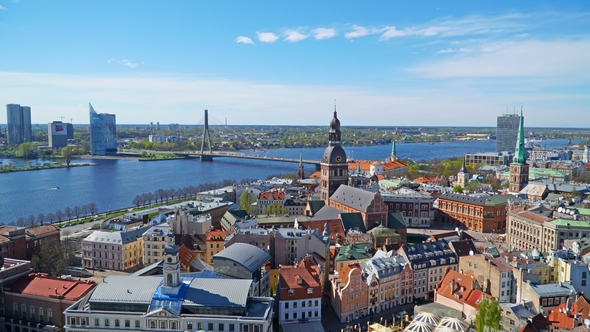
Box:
left=513, top=109, right=526, bottom=165
left=391, top=139, right=396, bottom=161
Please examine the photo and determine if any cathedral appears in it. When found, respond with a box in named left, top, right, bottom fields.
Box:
left=320, top=107, right=348, bottom=204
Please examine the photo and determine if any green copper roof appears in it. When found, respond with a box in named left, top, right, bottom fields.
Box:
left=335, top=243, right=372, bottom=262
left=513, top=111, right=526, bottom=165
left=550, top=219, right=590, bottom=228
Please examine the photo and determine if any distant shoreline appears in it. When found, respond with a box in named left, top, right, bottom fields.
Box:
left=0, top=162, right=96, bottom=173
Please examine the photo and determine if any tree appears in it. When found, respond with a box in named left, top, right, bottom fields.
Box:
left=265, top=201, right=287, bottom=215
left=64, top=207, right=73, bottom=221
left=30, top=238, right=74, bottom=276
left=73, top=205, right=81, bottom=220
left=15, top=142, right=38, bottom=159
left=132, top=195, right=141, bottom=207
left=55, top=209, right=63, bottom=222
left=453, top=185, right=464, bottom=193
left=239, top=189, right=256, bottom=214
left=26, top=214, right=36, bottom=227
left=61, top=146, right=72, bottom=167
left=464, top=181, right=480, bottom=192
left=474, top=297, right=501, bottom=332
left=88, top=202, right=98, bottom=216
left=46, top=212, right=55, bottom=224
left=36, top=213, right=46, bottom=226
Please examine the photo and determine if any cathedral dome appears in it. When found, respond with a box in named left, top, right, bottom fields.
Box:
left=330, top=110, right=341, bottom=132
left=322, top=145, right=347, bottom=164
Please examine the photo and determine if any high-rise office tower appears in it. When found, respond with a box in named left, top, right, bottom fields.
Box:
left=496, top=113, right=522, bottom=152
left=6, top=104, right=32, bottom=145
left=89, top=103, right=117, bottom=155
left=48, top=121, right=69, bottom=148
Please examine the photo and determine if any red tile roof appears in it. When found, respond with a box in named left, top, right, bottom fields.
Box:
left=279, top=265, right=321, bottom=300
left=436, top=269, right=489, bottom=307
left=258, top=191, right=285, bottom=201
left=206, top=229, right=226, bottom=241
left=26, top=225, right=60, bottom=237
left=8, top=273, right=96, bottom=301
left=178, top=244, right=196, bottom=268
left=300, top=219, right=345, bottom=240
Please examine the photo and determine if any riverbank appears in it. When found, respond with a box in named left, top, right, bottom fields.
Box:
left=0, top=162, right=96, bottom=173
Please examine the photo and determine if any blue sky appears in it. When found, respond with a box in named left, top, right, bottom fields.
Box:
left=1, top=1, right=589, bottom=127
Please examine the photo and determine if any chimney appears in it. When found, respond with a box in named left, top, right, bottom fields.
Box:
left=450, top=279, right=456, bottom=293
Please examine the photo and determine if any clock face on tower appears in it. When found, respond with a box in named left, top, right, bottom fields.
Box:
left=167, top=257, right=172, bottom=263
left=335, top=156, right=342, bottom=162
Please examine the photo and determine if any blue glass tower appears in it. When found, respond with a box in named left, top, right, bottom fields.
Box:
left=89, top=103, right=117, bottom=155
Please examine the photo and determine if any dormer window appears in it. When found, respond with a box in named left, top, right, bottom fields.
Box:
left=297, top=277, right=303, bottom=285
left=307, top=288, right=313, bottom=295
left=288, top=289, right=294, bottom=296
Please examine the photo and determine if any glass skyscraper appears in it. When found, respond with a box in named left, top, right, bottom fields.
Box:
left=6, top=104, right=32, bottom=145
left=496, top=113, right=522, bottom=153
left=89, top=103, right=117, bottom=155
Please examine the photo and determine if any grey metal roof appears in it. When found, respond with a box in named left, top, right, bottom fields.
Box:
left=400, top=239, right=457, bottom=270
left=531, top=282, right=577, bottom=298
left=311, top=205, right=342, bottom=221
left=83, top=231, right=122, bottom=245
left=183, top=278, right=251, bottom=309
left=330, top=185, right=376, bottom=212
left=121, top=226, right=151, bottom=244
left=214, top=243, right=271, bottom=273
left=90, top=275, right=161, bottom=304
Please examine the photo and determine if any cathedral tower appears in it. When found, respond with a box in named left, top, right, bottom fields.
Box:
left=509, top=110, right=529, bottom=193
left=320, top=106, right=348, bottom=204
left=457, top=157, right=470, bottom=188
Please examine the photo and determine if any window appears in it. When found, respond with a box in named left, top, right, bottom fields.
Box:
left=39, top=307, right=44, bottom=321
left=21, top=304, right=26, bottom=318
left=209, top=323, right=214, bottom=331
left=171, top=322, right=177, bottom=329
left=81, top=318, right=87, bottom=326
left=160, top=321, right=166, bottom=329
left=95, top=318, right=100, bottom=326
left=13, top=302, right=18, bottom=316
left=285, top=313, right=289, bottom=320
left=105, top=319, right=110, bottom=327
left=48, top=309, right=53, bottom=321
left=230, top=324, right=235, bottom=332
left=70, top=317, right=76, bottom=325
left=125, top=319, right=130, bottom=327
left=30, top=305, right=35, bottom=319
left=115, top=319, right=120, bottom=327
left=285, top=302, right=289, bottom=309
left=150, top=321, right=156, bottom=329
left=244, top=325, right=249, bottom=332
left=220, top=323, right=225, bottom=331
left=187, top=322, right=193, bottom=330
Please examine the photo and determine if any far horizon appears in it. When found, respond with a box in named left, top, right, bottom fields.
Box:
left=1, top=1, right=589, bottom=127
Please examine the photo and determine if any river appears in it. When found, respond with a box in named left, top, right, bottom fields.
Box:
left=0, top=138, right=579, bottom=224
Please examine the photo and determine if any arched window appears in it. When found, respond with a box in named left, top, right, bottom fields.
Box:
left=13, top=302, right=18, bottom=316
left=48, top=309, right=53, bottom=321
left=21, top=304, right=26, bottom=318
left=39, top=307, right=44, bottom=321
left=30, top=305, right=35, bottom=319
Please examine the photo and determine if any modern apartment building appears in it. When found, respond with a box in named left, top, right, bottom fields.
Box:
left=48, top=121, right=70, bottom=148
left=6, top=104, right=32, bottom=145
left=89, top=103, right=117, bottom=155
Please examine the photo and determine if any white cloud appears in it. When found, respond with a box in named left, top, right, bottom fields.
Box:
left=380, top=26, right=407, bottom=40
left=284, top=30, right=308, bottom=43
left=436, top=48, right=456, bottom=54
left=0, top=71, right=588, bottom=127
left=0, top=5, right=7, bottom=10
left=344, top=25, right=378, bottom=39
left=257, top=32, right=279, bottom=43
left=120, top=59, right=140, bottom=68
left=235, top=36, right=254, bottom=45
left=410, top=39, right=590, bottom=79
left=312, top=28, right=336, bottom=40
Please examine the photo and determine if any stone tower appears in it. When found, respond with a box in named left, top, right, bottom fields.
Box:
left=320, top=106, right=348, bottom=204
left=509, top=110, right=529, bottom=193
left=457, top=157, right=470, bottom=188
left=161, top=244, right=182, bottom=295
left=298, top=153, right=305, bottom=180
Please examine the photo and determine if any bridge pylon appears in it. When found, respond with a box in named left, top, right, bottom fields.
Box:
left=200, top=109, right=213, bottom=161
